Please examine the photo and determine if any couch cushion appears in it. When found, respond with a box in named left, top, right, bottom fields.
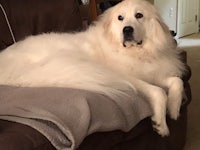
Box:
left=0, top=120, right=56, bottom=150
left=0, top=0, right=82, bottom=50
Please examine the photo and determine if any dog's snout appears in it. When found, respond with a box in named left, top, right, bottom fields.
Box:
left=123, top=26, right=134, bottom=34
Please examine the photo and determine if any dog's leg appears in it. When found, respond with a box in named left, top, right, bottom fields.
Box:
left=130, top=78, right=169, bottom=136
left=161, top=77, right=184, bottom=120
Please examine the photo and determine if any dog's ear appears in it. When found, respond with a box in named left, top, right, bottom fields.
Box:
left=99, top=9, right=116, bottom=43
left=150, top=17, right=174, bottom=48
left=156, top=19, right=171, bottom=35
left=98, top=5, right=122, bottom=46
left=100, top=9, right=112, bottom=33
left=103, top=17, right=111, bottom=33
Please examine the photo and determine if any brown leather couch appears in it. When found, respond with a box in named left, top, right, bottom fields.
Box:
left=0, top=0, right=191, bottom=150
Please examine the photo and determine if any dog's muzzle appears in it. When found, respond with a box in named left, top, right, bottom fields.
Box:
left=123, top=26, right=142, bottom=47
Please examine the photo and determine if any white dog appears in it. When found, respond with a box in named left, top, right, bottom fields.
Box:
left=0, top=0, right=185, bottom=136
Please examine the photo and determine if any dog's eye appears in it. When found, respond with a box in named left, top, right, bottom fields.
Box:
left=135, top=13, right=143, bottom=19
left=118, top=15, right=124, bottom=21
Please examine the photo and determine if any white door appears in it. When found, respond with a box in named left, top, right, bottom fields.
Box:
left=177, top=0, right=199, bottom=38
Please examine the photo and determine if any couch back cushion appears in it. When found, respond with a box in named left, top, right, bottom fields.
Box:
left=0, top=0, right=82, bottom=50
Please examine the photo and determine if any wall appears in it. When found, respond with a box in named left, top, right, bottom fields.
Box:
left=154, top=0, right=177, bottom=32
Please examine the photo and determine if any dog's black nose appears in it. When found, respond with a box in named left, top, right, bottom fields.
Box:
left=123, top=26, right=134, bottom=34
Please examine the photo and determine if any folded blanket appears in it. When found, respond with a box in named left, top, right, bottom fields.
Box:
left=0, top=85, right=152, bottom=150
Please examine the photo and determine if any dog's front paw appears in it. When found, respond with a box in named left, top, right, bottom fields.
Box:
left=166, top=77, right=184, bottom=120
left=152, top=117, right=170, bottom=137
left=167, top=93, right=182, bottom=120
left=168, top=106, right=180, bottom=120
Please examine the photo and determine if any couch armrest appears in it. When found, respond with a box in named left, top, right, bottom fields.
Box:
left=179, top=50, right=191, bottom=82
left=178, top=50, right=192, bottom=107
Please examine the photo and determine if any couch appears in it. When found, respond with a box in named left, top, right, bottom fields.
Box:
left=0, top=0, right=191, bottom=150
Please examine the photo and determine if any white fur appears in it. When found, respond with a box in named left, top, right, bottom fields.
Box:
left=0, top=0, right=185, bottom=136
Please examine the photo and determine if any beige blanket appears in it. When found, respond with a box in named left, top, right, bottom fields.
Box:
left=0, top=85, right=152, bottom=150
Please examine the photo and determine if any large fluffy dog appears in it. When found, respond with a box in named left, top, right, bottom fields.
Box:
left=0, top=0, right=185, bottom=136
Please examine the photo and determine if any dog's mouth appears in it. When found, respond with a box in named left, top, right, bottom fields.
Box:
left=123, top=38, right=143, bottom=48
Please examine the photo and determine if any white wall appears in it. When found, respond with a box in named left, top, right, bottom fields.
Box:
left=154, top=0, right=177, bottom=32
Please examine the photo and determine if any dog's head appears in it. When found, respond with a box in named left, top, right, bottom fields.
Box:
left=101, top=0, right=175, bottom=50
